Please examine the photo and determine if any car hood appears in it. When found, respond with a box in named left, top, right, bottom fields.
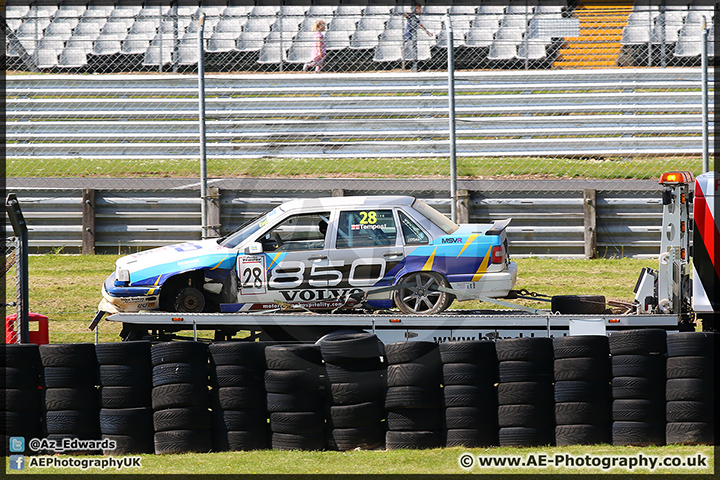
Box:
left=117, top=239, right=237, bottom=287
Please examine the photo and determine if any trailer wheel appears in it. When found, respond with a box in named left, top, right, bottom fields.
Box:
left=551, top=295, right=606, bottom=314
left=394, top=271, right=452, bottom=315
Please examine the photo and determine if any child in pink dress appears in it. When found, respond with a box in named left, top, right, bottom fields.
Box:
left=303, top=20, right=326, bottom=73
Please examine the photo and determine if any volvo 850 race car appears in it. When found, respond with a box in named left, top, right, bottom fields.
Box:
left=99, top=196, right=517, bottom=315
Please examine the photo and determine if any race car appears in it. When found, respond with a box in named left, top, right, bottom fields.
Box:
left=99, top=196, right=517, bottom=315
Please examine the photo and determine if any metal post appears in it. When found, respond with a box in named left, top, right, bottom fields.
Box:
left=6, top=194, right=29, bottom=343
left=197, top=13, right=209, bottom=239
left=701, top=19, right=709, bottom=173
left=446, top=16, right=458, bottom=223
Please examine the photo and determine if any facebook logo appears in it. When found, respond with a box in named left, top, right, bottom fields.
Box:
left=9, top=455, right=25, bottom=470
left=9, top=437, right=25, bottom=453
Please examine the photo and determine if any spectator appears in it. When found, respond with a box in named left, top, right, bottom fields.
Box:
left=404, top=2, right=433, bottom=71
left=303, top=20, right=327, bottom=73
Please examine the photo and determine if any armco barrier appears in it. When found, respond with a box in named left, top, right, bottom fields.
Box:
left=2, top=331, right=715, bottom=456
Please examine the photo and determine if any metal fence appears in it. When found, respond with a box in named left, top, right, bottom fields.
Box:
left=5, top=2, right=716, bottom=194
left=2, top=237, right=20, bottom=335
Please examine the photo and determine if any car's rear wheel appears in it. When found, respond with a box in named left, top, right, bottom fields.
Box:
left=394, top=271, right=451, bottom=315
left=174, top=287, right=206, bottom=313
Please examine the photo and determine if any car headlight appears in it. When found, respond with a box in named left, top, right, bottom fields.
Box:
left=116, top=267, right=130, bottom=283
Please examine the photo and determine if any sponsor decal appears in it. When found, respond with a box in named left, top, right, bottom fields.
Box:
left=442, top=237, right=464, bottom=244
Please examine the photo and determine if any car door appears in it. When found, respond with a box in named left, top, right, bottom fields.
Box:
left=326, top=208, right=405, bottom=308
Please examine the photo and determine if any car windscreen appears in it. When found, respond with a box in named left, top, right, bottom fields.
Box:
left=412, top=199, right=459, bottom=234
left=219, top=206, right=283, bottom=249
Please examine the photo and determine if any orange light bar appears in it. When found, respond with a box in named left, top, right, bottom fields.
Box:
left=608, top=319, right=620, bottom=323
left=389, top=319, right=401, bottom=323
left=659, top=171, right=694, bottom=185
left=172, top=317, right=184, bottom=322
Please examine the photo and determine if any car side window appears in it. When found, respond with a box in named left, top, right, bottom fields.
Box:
left=259, top=212, right=330, bottom=252
left=336, top=210, right=396, bottom=248
left=398, top=210, right=429, bottom=245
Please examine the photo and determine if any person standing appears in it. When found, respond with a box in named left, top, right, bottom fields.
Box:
left=303, top=20, right=327, bottom=73
left=404, top=3, right=432, bottom=71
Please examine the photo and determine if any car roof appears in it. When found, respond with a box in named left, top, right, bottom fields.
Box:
left=280, top=195, right=416, bottom=212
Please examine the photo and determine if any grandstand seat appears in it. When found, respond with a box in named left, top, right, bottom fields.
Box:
left=5, top=5, right=29, bottom=19
left=472, top=15, right=502, bottom=31
left=122, top=35, right=151, bottom=55
left=110, top=6, right=141, bottom=20
left=198, top=6, right=225, bottom=17
left=487, top=40, right=518, bottom=60
left=423, top=6, right=449, bottom=15
left=651, top=16, right=683, bottom=43
left=143, top=44, right=171, bottom=66
left=279, top=5, right=308, bottom=17
left=250, top=6, right=279, bottom=18
left=403, top=40, right=432, bottom=61
left=236, top=31, right=268, bottom=52
left=477, top=5, right=506, bottom=15
left=325, top=30, right=352, bottom=50
left=300, top=16, right=332, bottom=32
left=243, top=16, right=274, bottom=33
left=271, top=16, right=302, bottom=33
left=7, top=38, right=37, bottom=57
left=621, top=25, right=652, bottom=44
left=449, top=6, right=477, bottom=15
left=328, top=16, right=358, bottom=34
left=495, top=27, right=525, bottom=42
left=26, top=4, right=58, bottom=19
left=335, top=6, right=364, bottom=17
left=356, top=16, right=388, bottom=33
left=350, top=30, right=380, bottom=49
left=65, top=38, right=95, bottom=54
left=215, top=17, right=247, bottom=35
left=138, top=6, right=170, bottom=19
left=128, top=20, right=159, bottom=40
left=222, top=6, right=252, bottom=17
left=507, top=4, right=535, bottom=15
left=708, top=27, right=715, bottom=57
left=516, top=39, right=548, bottom=60
left=685, top=9, right=713, bottom=25
left=33, top=47, right=60, bottom=68
left=6, top=19, right=22, bottom=32
left=176, top=44, right=199, bottom=65
left=82, top=5, right=115, bottom=20
left=258, top=42, right=288, bottom=64
left=286, top=32, right=314, bottom=63
left=307, top=6, right=336, bottom=17
left=55, top=5, right=87, bottom=19
left=93, top=39, right=122, bottom=56
left=16, top=19, right=51, bottom=38
left=44, top=21, right=77, bottom=41
left=98, top=22, right=129, bottom=41
left=386, top=15, right=406, bottom=30
left=626, top=11, right=658, bottom=25
left=673, top=36, right=702, bottom=57
left=364, top=6, right=392, bottom=16
left=206, top=32, right=237, bottom=52
left=37, top=38, right=66, bottom=52
left=58, top=47, right=88, bottom=68
left=501, top=14, right=529, bottom=31
left=435, top=24, right=466, bottom=48
left=535, top=5, right=564, bottom=14
left=465, top=28, right=495, bottom=47
left=374, top=41, right=403, bottom=62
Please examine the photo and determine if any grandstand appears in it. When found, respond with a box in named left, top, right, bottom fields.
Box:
left=3, top=1, right=715, bottom=73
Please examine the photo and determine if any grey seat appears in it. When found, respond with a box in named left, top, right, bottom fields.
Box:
left=465, top=28, right=495, bottom=47
left=621, top=25, right=651, bottom=44
left=33, top=47, right=60, bottom=68
left=286, top=32, right=315, bottom=63
left=143, top=44, right=171, bottom=66
left=93, top=38, right=122, bottom=55
left=122, top=35, right=151, bottom=54
left=58, top=47, right=88, bottom=68
left=176, top=44, right=199, bottom=65
left=374, top=41, right=402, bottom=62
left=207, top=32, right=238, bottom=53
left=487, top=40, right=517, bottom=60
left=236, top=31, right=267, bottom=52
left=516, top=39, right=548, bottom=60
left=350, top=29, right=380, bottom=49
left=325, top=29, right=351, bottom=50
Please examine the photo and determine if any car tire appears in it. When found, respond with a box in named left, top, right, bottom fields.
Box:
left=4, top=344, right=41, bottom=368
left=385, top=430, right=442, bottom=450
left=498, top=360, right=553, bottom=383
left=552, top=335, right=609, bottom=358
left=495, top=337, right=553, bottom=362
left=4, top=388, right=41, bottom=412
left=666, top=332, right=715, bottom=357
left=154, top=429, right=212, bottom=454
left=328, top=380, right=385, bottom=406
left=446, top=406, right=497, bottom=429
left=611, top=377, right=664, bottom=400
left=45, top=409, right=99, bottom=435
left=95, top=341, right=151, bottom=365
left=213, top=387, right=266, bottom=411
left=319, top=332, right=382, bottom=363
left=611, top=421, right=665, bottom=446
left=174, top=287, right=206, bottom=313
left=210, top=365, right=264, bottom=388
left=99, top=364, right=152, bottom=386
left=328, top=400, right=384, bottom=429
left=555, top=401, right=609, bottom=425
left=443, top=385, right=497, bottom=408
left=497, top=404, right=554, bottom=428
left=152, top=363, right=208, bottom=387
left=497, top=381, right=553, bottom=405
left=151, top=383, right=209, bottom=410
left=265, top=392, right=319, bottom=413
left=444, top=428, right=497, bottom=448
left=39, top=343, right=96, bottom=367
left=5, top=367, right=41, bottom=389
left=270, top=412, right=325, bottom=434
left=386, top=409, right=442, bottom=431
left=264, top=369, right=321, bottom=394
left=666, top=401, right=712, bottom=423
left=208, top=341, right=267, bottom=367
left=387, top=363, right=441, bottom=387
left=439, top=340, right=497, bottom=364
left=213, top=430, right=269, bottom=451
left=264, top=345, right=322, bottom=371
left=665, top=378, right=712, bottom=401
left=498, top=426, right=553, bottom=447
left=325, top=360, right=384, bottom=384
left=383, top=341, right=439, bottom=365
left=555, top=380, right=611, bottom=403
left=328, top=424, right=385, bottom=451
left=43, top=366, right=98, bottom=388
left=666, top=356, right=714, bottom=379
left=610, top=354, right=666, bottom=378
left=665, top=422, right=714, bottom=445
left=554, top=357, right=610, bottom=381
left=213, top=409, right=268, bottom=432
left=271, top=432, right=325, bottom=451
left=555, top=424, right=607, bottom=446
left=100, top=385, right=151, bottom=409
left=153, top=407, right=212, bottom=432
left=150, top=342, right=208, bottom=367
left=393, top=271, right=452, bottom=315
left=612, top=398, right=664, bottom=422
left=43, top=387, right=97, bottom=411
left=101, top=434, right=153, bottom=455
left=443, top=362, right=498, bottom=385
left=385, top=386, right=442, bottom=410
left=99, top=407, right=154, bottom=436
left=607, top=329, right=667, bottom=355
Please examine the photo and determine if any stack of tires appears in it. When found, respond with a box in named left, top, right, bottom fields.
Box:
left=96, top=341, right=154, bottom=454
left=265, top=344, right=326, bottom=451
left=209, top=341, right=270, bottom=451
left=608, top=329, right=667, bottom=446
left=3, top=344, right=43, bottom=455
left=665, top=332, right=715, bottom=445
left=495, top=337, right=554, bottom=447
left=151, top=342, right=212, bottom=454
left=320, top=332, right=386, bottom=451
left=39, top=343, right=100, bottom=451
left=439, top=341, right=498, bottom=448
left=552, top=335, right=611, bottom=445
left=384, top=341, right=443, bottom=450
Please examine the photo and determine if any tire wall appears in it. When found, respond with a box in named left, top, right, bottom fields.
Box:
left=2, top=331, right=714, bottom=455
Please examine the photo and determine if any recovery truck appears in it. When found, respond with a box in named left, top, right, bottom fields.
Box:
left=97, top=171, right=716, bottom=344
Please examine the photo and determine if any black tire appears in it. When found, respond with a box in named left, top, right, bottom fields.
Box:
left=153, top=407, right=212, bottom=432
left=388, top=362, right=441, bottom=387
left=666, top=356, right=714, bottom=379
left=498, top=360, right=553, bottom=383
left=265, top=344, right=322, bottom=371
left=152, top=363, right=208, bottom=387
left=497, top=382, right=553, bottom=405
left=212, top=387, right=265, bottom=411
left=154, top=429, right=212, bottom=454
left=174, top=287, right=206, bottom=313
left=151, top=383, right=209, bottom=410
left=4, top=388, right=42, bottom=412
left=393, top=271, right=452, bottom=315
left=611, top=377, right=664, bottom=400
left=443, top=385, right=497, bottom=408
left=210, top=365, right=264, bottom=388
left=666, top=332, right=715, bottom=357
left=39, top=343, right=96, bottom=367
left=385, top=386, right=442, bottom=410
left=100, top=385, right=151, bottom=409
left=43, top=387, right=97, bottom=411
left=497, top=404, right=554, bottom=428
left=555, top=401, right=610, bottom=425
left=386, top=409, right=442, bottom=431
left=271, top=432, right=325, bottom=451
left=439, top=341, right=497, bottom=364
left=554, top=357, right=610, bottom=382
left=612, top=399, right=664, bottom=422
left=611, top=421, right=665, bottom=446
left=665, top=378, right=713, bottom=401
left=443, top=362, right=497, bottom=385
left=384, top=341, right=440, bottom=365
left=266, top=392, right=320, bottom=413
left=552, top=335, right=609, bottom=359
left=555, top=380, right=611, bottom=403
left=328, top=380, right=385, bottom=406
left=498, top=427, right=554, bottom=447
left=319, top=332, right=382, bottom=363
left=95, top=341, right=151, bottom=365
left=495, top=337, right=553, bottom=362
left=608, top=329, right=667, bottom=355
left=551, top=295, right=606, bottom=314
left=446, top=406, right=498, bottom=429
left=213, top=430, right=269, bottom=452
left=99, top=364, right=152, bottom=386
left=328, top=423, right=385, bottom=451
left=270, top=412, right=325, bottom=434
left=4, top=344, right=41, bottom=368
left=610, top=354, right=666, bottom=378
left=208, top=341, right=267, bottom=367
left=328, top=400, right=384, bottom=429
left=4, top=367, right=41, bottom=389
left=555, top=424, right=608, bottom=446
left=151, top=342, right=208, bottom=367
left=444, top=429, right=497, bottom=448
left=665, top=422, right=714, bottom=445
left=264, top=369, right=321, bottom=393
left=45, top=409, right=99, bottom=435
left=213, top=409, right=268, bottom=432
left=3, top=411, right=42, bottom=433
left=101, top=434, right=154, bottom=455
left=43, top=366, right=98, bottom=388
left=385, top=430, right=441, bottom=450
left=99, top=407, right=154, bottom=435
left=325, top=360, right=384, bottom=384
left=666, top=401, right=712, bottom=423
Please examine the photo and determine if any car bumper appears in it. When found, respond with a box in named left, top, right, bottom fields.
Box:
left=448, top=261, right=518, bottom=298
left=99, top=278, right=160, bottom=314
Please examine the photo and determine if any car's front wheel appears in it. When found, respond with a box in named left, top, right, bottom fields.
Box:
left=393, top=271, right=452, bottom=315
left=174, top=287, right=206, bottom=313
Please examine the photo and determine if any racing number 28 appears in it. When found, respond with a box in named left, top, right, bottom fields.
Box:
left=359, top=211, right=377, bottom=224
left=242, top=267, right=264, bottom=290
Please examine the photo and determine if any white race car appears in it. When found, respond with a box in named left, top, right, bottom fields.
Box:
left=100, top=196, right=516, bottom=315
